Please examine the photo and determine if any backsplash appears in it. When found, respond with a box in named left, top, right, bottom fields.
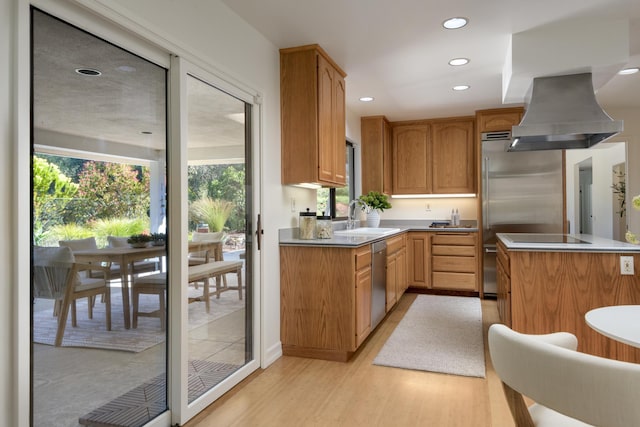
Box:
left=380, top=197, right=478, bottom=221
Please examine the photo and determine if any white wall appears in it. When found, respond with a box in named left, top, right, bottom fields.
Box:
left=565, top=142, right=626, bottom=239
left=608, top=108, right=640, bottom=239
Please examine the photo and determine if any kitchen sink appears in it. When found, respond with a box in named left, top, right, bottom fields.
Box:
left=334, top=227, right=401, bottom=237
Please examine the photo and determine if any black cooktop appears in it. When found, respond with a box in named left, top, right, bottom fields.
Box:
left=507, top=234, right=590, bottom=244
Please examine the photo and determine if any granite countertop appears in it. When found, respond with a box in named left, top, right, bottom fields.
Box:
left=279, top=220, right=478, bottom=247
left=498, top=233, right=640, bottom=252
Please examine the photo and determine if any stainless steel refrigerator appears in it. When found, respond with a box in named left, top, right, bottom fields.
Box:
left=482, top=131, right=564, bottom=296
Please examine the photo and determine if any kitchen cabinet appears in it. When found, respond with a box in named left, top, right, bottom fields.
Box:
left=280, top=244, right=371, bottom=361
left=431, top=119, right=475, bottom=194
left=476, top=107, right=524, bottom=133
left=385, top=233, right=407, bottom=311
left=407, top=231, right=430, bottom=288
left=431, top=232, right=479, bottom=291
left=280, top=44, right=347, bottom=187
left=361, top=116, right=392, bottom=195
left=392, top=117, right=475, bottom=195
left=392, top=124, right=431, bottom=194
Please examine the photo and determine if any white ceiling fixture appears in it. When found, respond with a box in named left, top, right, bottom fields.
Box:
left=359, top=96, right=375, bottom=102
left=442, top=17, right=468, bottom=30
left=618, top=67, right=639, bottom=75
left=448, top=58, right=469, bottom=66
left=453, top=85, right=470, bottom=91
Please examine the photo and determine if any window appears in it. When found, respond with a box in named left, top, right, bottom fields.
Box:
left=317, top=142, right=355, bottom=219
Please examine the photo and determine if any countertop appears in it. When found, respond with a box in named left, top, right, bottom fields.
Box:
left=279, top=220, right=478, bottom=247
left=497, top=233, right=640, bottom=252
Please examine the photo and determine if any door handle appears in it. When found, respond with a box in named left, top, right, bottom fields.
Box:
left=485, top=247, right=497, bottom=254
left=256, top=214, right=263, bottom=250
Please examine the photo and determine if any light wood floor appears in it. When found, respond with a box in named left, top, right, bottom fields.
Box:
left=185, top=293, right=515, bottom=427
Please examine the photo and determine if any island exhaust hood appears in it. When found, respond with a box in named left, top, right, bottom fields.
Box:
left=509, top=73, right=623, bottom=152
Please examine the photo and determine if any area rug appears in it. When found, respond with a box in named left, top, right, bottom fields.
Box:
left=33, top=285, right=245, bottom=353
left=373, top=295, right=485, bottom=378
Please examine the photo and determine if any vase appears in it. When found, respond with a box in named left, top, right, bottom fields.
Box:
left=366, top=210, right=381, bottom=228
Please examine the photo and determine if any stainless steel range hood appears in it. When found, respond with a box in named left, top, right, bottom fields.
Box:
left=509, top=73, right=623, bottom=151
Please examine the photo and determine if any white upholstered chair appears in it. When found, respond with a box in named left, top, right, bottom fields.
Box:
left=488, top=323, right=640, bottom=427
left=33, top=246, right=111, bottom=346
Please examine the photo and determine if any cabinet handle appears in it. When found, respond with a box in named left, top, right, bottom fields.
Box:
left=485, top=247, right=497, bottom=254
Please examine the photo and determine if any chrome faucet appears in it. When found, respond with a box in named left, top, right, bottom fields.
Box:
left=347, top=200, right=359, bottom=229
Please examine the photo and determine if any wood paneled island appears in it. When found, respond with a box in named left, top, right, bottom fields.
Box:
left=496, top=233, right=640, bottom=363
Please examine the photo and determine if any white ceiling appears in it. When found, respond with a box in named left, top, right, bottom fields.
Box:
left=223, top=0, right=640, bottom=121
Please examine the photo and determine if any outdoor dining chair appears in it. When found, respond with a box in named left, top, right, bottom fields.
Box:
left=33, top=246, right=112, bottom=346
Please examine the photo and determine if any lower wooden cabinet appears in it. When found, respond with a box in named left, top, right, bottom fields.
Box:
left=280, top=244, right=372, bottom=361
left=407, top=231, right=479, bottom=292
left=385, top=233, right=407, bottom=311
left=407, top=232, right=430, bottom=288
left=431, top=232, right=478, bottom=291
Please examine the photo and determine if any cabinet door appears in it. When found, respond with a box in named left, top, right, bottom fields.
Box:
left=383, top=119, right=393, bottom=195
left=477, top=108, right=523, bottom=133
left=407, top=232, right=430, bottom=288
left=431, top=120, right=475, bottom=194
left=397, top=247, right=407, bottom=295
left=318, top=54, right=337, bottom=184
left=333, top=74, right=346, bottom=184
left=386, top=253, right=397, bottom=312
left=393, top=125, right=431, bottom=194
left=355, top=266, right=372, bottom=347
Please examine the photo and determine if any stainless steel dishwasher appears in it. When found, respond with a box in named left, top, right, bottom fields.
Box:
left=371, top=240, right=387, bottom=329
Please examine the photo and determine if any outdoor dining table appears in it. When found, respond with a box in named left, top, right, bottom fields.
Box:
left=72, top=240, right=223, bottom=329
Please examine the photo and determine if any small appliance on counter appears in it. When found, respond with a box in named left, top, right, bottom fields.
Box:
left=299, top=209, right=317, bottom=240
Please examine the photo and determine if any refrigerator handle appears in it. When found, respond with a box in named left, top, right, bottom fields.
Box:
left=484, top=156, right=490, bottom=229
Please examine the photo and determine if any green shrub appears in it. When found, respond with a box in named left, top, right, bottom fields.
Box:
left=189, top=198, right=234, bottom=232
left=91, top=217, right=149, bottom=246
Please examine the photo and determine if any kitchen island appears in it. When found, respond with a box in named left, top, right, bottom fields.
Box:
left=496, top=233, right=640, bottom=363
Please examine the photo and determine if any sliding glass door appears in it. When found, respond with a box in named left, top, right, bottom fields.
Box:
left=31, top=8, right=168, bottom=426
left=170, top=57, right=260, bottom=424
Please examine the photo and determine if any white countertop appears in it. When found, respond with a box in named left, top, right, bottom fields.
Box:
left=279, top=221, right=478, bottom=247
left=497, top=233, right=640, bottom=252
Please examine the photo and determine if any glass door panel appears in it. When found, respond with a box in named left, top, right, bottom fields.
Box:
left=31, top=9, right=168, bottom=426
left=184, top=74, right=253, bottom=403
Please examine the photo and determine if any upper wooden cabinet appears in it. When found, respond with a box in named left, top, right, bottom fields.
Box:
left=431, top=119, right=475, bottom=194
left=392, top=124, right=431, bottom=194
left=476, top=107, right=524, bottom=133
left=392, top=118, right=475, bottom=195
left=280, top=45, right=347, bottom=187
left=361, top=116, right=392, bottom=195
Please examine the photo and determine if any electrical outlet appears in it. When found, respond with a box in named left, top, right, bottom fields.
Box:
left=290, top=197, right=296, bottom=212
left=620, top=256, right=634, bottom=275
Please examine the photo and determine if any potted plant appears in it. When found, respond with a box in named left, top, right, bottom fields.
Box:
left=626, top=195, right=640, bottom=244
left=357, top=191, right=392, bottom=227
left=150, top=232, right=166, bottom=246
left=127, top=233, right=152, bottom=248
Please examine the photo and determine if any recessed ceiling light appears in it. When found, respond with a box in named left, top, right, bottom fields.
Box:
left=618, top=67, right=639, bottom=75
left=443, top=17, right=468, bottom=30
left=117, top=65, right=137, bottom=73
left=448, top=58, right=470, bottom=66
left=75, top=68, right=102, bottom=76
left=359, top=96, right=375, bottom=102
left=452, top=85, right=470, bottom=91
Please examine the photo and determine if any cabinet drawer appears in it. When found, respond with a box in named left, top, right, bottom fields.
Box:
left=432, top=245, right=475, bottom=257
left=432, top=255, right=476, bottom=273
left=432, top=272, right=476, bottom=290
left=431, top=233, right=476, bottom=246
left=355, top=246, right=371, bottom=270
left=386, top=234, right=405, bottom=254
